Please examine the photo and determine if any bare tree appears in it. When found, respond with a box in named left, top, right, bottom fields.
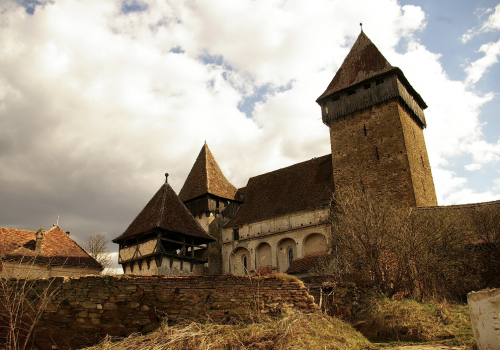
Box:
left=326, top=185, right=494, bottom=301
left=83, top=233, right=112, bottom=273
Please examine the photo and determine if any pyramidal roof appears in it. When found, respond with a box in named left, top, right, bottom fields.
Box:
left=113, top=180, right=215, bottom=243
left=317, top=31, right=395, bottom=102
left=179, top=143, right=238, bottom=202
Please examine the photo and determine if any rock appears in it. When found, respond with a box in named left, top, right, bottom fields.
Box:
left=141, top=322, right=159, bottom=333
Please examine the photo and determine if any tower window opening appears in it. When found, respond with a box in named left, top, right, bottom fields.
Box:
left=288, top=248, right=294, bottom=266
left=363, top=124, right=367, bottom=136
left=421, top=156, right=425, bottom=168
left=233, top=229, right=239, bottom=241
left=376, top=147, right=380, bottom=161
left=364, top=83, right=371, bottom=90
left=376, top=78, right=384, bottom=85
left=347, top=89, right=356, bottom=96
left=325, top=106, right=329, bottom=114
left=331, top=95, right=340, bottom=102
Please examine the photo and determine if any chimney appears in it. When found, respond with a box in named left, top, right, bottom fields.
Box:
left=66, top=231, right=70, bottom=236
left=35, top=227, right=44, bottom=255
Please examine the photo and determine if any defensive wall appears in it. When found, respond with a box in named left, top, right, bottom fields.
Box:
left=0, top=274, right=318, bottom=350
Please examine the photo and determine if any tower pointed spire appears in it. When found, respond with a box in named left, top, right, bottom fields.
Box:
left=317, top=31, right=393, bottom=102
left=179, top=143, right=237, bottom=202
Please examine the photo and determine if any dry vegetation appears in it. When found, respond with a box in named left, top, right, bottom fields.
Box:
left=327, top=186, right=499, bottom=301
left=83, top=233, right=112, bottom=273
left=354, top=297, right=475, bottom=347
left=0, top=262, right=62, bottom=350
left=86, top=312, right=371, bottom=350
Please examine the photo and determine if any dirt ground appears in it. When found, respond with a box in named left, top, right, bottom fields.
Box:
left=380, top=346, right=468, bottom=350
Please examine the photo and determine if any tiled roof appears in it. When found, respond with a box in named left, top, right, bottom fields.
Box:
left=113, top=181, right=216, bottom=243
left=225, top=154, right=334, bottom=227
left=316, top=31, right=426, bottom=109
left=0, top=226, right=102, bottom=269
left=179, top=143, right=238, bottom=202
left=286, top=252, right=331, bottom=274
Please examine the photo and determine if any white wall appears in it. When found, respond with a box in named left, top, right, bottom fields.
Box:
left=1, top=262, right=101, bottom=279
left=222, top=207, right=330, bottom=274
left=468, top=288, right=500, bottom=350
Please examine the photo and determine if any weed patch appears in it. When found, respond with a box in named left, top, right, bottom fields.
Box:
left=353, top=297, right=475, bottom=347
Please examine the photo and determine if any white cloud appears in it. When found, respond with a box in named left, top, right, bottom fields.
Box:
left=465, top=39, right=500, bottom=85
left=462, top=3, right=500, bottom=43
left=0, top=0, right=498, bottom=248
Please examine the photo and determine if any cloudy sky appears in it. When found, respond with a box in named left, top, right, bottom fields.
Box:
left=1, top=0, right=499, bottom=272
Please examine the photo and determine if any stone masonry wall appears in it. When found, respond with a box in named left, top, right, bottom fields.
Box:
left=0, top=274, right=318, bottom=350
left=301, top=276, right=375, bottom=320
left=398, top=102, right=437, bottom=207
left=329, top=97, right=436, bottom=208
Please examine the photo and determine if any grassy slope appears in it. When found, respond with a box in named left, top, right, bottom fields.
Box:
left=86, top=312, right=371, bottom=350
left=353, top=298, right=475, bottom=348
left=86, top=299, right=475, bottom=350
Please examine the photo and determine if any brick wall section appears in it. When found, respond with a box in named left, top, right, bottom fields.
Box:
left=1, top=274, right=318, bottom=350
left=329, top=97, right=437, bottom=207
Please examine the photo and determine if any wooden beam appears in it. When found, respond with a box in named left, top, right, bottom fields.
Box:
left=159, top=237, right=206, bottom=249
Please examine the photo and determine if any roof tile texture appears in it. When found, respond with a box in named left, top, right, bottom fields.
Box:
left=0, top=225, right=102, bottom=269
left=113, top=182, right=215, bottom=243
left=226, top=154, right=334, bottom=227
left=179, top=143, right=238, bottom=202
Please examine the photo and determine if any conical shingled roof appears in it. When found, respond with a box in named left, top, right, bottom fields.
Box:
left=317, top=31, right=394, bottom=102
left=113, top=181, right=215, bottom=243
left=179, top=143, right=238, bottom=202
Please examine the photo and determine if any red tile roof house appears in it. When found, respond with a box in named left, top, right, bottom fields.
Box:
left=0, top=225, right=102, bottom=278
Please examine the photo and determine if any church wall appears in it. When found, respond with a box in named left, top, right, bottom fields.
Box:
left=195, top=212, right=215, bottom=232
left=329, top=97, right=421, bottom=207
left=222, top=208, right=330, bottom=274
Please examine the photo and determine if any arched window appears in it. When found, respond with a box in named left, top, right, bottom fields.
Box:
left=288, top=248, right=294, bottom=266
left=242, top=255, right=248, bottom=273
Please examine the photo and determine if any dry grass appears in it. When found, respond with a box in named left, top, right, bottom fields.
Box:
left=353, top=297, right=475, bottom=347
left=86, top=312, right=371, bottom=350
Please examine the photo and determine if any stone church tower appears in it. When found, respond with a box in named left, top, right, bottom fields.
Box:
left=316, top=31, right=437, bottom=207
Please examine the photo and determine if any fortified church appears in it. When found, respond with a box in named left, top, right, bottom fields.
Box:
left=112, top=31, right=495, bottom=277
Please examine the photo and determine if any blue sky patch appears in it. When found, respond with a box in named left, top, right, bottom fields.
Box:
left=18, top=0, right=50, bottom=15
left=121, top=0, right=148, bottom=14
left=170, top=47, right=185, bottom=54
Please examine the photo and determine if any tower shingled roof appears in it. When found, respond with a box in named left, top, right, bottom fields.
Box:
left=316, top=31, right=427, bottom=109
left=112, top=182, right=215, bottom=243
left=179, top=143, right=238, bottom=202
